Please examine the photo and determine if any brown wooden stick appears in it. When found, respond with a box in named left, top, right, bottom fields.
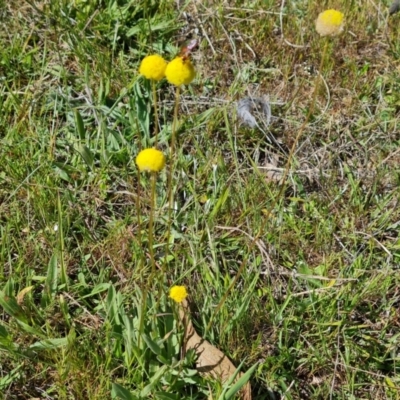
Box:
left=179, top=299, right=252, bottom=400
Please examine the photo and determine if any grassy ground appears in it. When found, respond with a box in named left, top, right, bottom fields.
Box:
left=1, top=0, right=400, bottom=399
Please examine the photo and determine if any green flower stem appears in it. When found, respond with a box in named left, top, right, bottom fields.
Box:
left=135, top=166, right=143, bottom=271
left=136, top=168, right=144, bottom=349
left=138, top=172, right=158, bottom=346
left=152, top=80, right=160, bottom=145
left=149, top=171, right=157, bottom=275
left=163, top=86, right=181, bottom=275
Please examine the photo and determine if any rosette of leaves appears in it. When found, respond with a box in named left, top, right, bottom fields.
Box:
left=106, top=285, right=209, bottom=399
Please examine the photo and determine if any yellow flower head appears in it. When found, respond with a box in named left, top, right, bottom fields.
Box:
left=165, top=57, right=196, bottom=86
left=139, top=54, right=168, bottom=81
left=315, top=9, right=344, bottom=37
left=169, top=286, right=188, bottom=303
left=135, top=148, right=166, bottom=173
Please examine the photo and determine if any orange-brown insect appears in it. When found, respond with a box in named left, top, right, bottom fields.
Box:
left=179, top=39, right=198, bottom=61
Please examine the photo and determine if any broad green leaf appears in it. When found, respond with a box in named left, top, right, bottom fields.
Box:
left=385, top=376, right=396, bottom=388
left=59, top=294, right=70, bottom=328
left=15, top=320, right=43, bottom=337
left=29, top=337, right=68, bottom=350
left=142, top=333, right=162, bottom=356
left=122, top=314, right=139, bottom=365
left=82, top=283, right=111, bottom=299
left=44, top=253, right=58, bottom=303
left=0, top=323, right=8, bottom=338
left=78, top=145, right=94, bottom=168
left=3, top=279, right=15, bottom=297
left=132, top=82, right=150, bottom=138
left=140, top=365, right=168, bottom=397
left=106, top=285, right=122, bottom=326
left=155, top=392, right=179, bottom=400
left=0, top=292, right=27, bottom=323
left=52, top=163, right=72, bottom=182
left=112, top=383, right=138, bottom=400
left=74, top=109, right=86, bottom=140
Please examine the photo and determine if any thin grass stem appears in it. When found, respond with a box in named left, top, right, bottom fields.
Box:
left=163, top=86, right=181, bottom=275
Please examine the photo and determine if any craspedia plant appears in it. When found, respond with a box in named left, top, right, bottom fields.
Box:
left=139, top=54, right=168, bottom=81
left=136, top=148, right=166, bottom=172
left=315, top=9, right=344, bottom=37
left=169, top=286, right=188, bottom=303
left=165, top=57, right=196, bottom=86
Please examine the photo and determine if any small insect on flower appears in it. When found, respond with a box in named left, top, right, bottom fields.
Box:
left=169, top=285, right=188, bottom=303
left=135, top=148, right=166, bottom=173
left=165, top=39, right=197, bottom=86
left=315, top=9, right=344, bottom=37
left=179, top=39, right=198, bottom=61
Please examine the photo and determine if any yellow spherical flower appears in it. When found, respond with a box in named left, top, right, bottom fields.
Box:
left=135, top=148, right=166, bottom=173
left=165, top=57, right=196, bottom=86
left=139, top=54, right=167, bottom=81
left=169, top=286, right=188, bottom=303
left=315, top=9, right=344, bottom=37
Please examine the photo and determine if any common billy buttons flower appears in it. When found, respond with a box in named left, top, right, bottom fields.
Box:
left=136, top=148, right=166, bottom=173
left=315, top=9, right=344, bottom=37
left=169, top=285, right=188, bottom=303
left=165, top=56, right=196, bottom=86
left=139, top=54, right=168, bottom=81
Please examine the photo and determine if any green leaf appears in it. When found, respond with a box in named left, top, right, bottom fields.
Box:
left=227, top=272, right=259, bottom=334
left=74, top=109, right=86, bottom=140
left=297, top=264, right=323, bottom=288
left=221, top=361, right=257, bottom=400
left=140, top=365, right=168, bottom=397
left=3, top=278, right=15, bottom=297
left=78, top=145, right=94, bottom=168
left=132, top=82, right=150, bottom=139
left=82, top=283, right=111, bottom=299
left=112, top=383, right=139, bottom=400
left=0, top=323, right=9, bottom=338
left=106, top=285, right=122, bottom=326
left=16, top=321, right=43, bottom=337
left=29, top=337, right=68, bottom=350
left=52, top=163, right=72, bottom=182
left=0, top=363, right=23, bottom=390
left=155, top=392, right=179, bottom=400
left=209, top=185, right=230, bottom=220
left=142, top=333, right=162, bottom=356
left=385, top=376, right=396, bottom=389
left=43, top=253, right=58, bottom=304
left=0, top=323, right=14, bottom=349
left=0, top=292, right=27, bottom=324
